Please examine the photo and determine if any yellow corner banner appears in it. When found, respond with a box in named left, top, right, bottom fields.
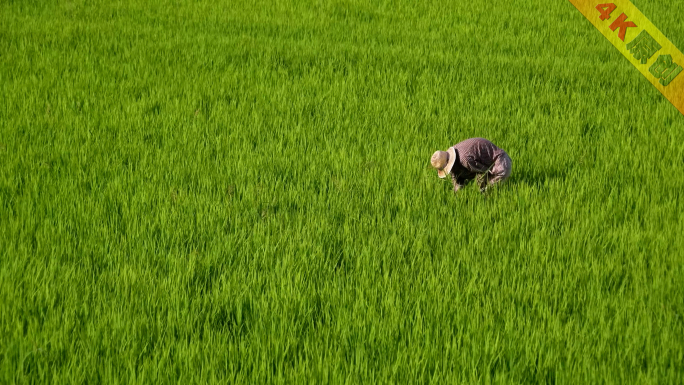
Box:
left=568, top=0, right=684, bottom=115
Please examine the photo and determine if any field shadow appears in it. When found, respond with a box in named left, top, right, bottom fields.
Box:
left=507, top=167, right=568, bottom=188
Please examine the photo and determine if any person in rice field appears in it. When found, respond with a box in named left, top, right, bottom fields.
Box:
left=430, top=138, right=512, bottom=194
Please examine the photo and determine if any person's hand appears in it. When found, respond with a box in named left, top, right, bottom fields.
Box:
left=476, top=174, right=488, bottom=191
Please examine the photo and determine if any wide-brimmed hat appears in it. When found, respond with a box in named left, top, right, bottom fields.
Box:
left=430, top=147, right=456, bottom=178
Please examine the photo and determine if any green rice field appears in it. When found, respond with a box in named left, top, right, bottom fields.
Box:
left=1, top=0, right=684, bottom=383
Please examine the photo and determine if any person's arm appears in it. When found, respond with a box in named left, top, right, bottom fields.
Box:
left=451, top=173, right=475, bottom=193
left=466, top=156, right=491, bottom=174
left=451, top=173, right=463, bottom=193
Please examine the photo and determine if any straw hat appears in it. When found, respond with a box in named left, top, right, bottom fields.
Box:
left=430, top=147, right=457, bottom=178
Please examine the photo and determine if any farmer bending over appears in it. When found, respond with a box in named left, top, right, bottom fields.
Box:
left=430, top=138, right=512, bottom=193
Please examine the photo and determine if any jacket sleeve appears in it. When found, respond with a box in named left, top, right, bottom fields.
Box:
left=465, top=156, right=491, bottom=174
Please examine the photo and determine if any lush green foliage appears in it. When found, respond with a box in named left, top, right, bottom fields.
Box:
left=1, top=0, right=683, bottom=383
